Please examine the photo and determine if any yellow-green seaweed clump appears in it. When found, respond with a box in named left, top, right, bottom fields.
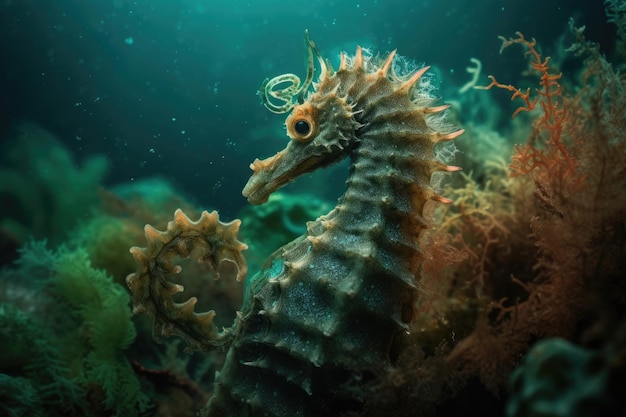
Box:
left=0, top=240, right=150, bottom=417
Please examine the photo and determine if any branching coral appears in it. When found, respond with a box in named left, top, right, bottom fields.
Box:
left=438, top=24, right=626, bottom=395
left=478, top=32, right=580, bottom=182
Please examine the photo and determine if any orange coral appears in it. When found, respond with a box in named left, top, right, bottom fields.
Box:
left=434, top=26, right=626, bottom=395
left=478, top=32, right=581, bottom=183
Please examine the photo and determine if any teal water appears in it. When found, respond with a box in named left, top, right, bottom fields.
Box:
left=0, top=0, right=611, bottom=217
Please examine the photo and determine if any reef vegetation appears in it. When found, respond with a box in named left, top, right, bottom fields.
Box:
left=1, top=2, right=625, bottom=416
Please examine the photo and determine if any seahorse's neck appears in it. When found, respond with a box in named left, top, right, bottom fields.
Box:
left=343, top=134, right=433, bottom=255
left=306, top=129, right=439, bottom=324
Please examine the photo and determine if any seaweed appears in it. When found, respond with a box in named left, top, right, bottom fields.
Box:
left=0, top=241, right=150, bottom=417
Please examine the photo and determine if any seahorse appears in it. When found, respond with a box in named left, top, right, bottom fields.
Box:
left=126, top=31, right=462, bottom=417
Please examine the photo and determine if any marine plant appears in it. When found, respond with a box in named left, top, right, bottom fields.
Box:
left=0, top=122, right=108, bottom=253
left=444, top=22, right=626, bottom=389
left=127, top=31, right=462, bottom=416
left=0, top=241, right=150, bottom=417
left=0, top=303, right=86, bottom=417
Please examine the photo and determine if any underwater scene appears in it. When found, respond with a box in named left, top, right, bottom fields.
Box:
left=0, top=0, right=625, bottom=416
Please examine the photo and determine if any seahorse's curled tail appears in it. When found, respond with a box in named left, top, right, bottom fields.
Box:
left=126, top=209, right=248, bottom=352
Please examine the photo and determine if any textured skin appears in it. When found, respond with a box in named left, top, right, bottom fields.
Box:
left=127, top=37, right=462, bottom=417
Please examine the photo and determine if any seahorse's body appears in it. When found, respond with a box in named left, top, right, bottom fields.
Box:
left=127, top=33, right=462, bottom=417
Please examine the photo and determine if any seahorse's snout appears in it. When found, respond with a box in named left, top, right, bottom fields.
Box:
left=242, top=151, right=287, bottom=205
left=242, top=143, right=327, bottom=205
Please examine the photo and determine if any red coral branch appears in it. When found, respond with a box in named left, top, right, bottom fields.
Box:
left=478, top=32, right=581, bottom=182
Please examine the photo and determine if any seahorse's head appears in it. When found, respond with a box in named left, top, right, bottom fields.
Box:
left=243, top=31, right=361, bottom=205
left=243, top=31, right=461, bottom=205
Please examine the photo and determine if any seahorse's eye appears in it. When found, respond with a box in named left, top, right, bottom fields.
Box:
left=286, top=102, right=318, bottom=142
left=294, top=120, right=310, bottom=135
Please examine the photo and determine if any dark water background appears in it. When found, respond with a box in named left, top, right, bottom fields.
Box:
left=0, top=0, right=614, bottom=218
